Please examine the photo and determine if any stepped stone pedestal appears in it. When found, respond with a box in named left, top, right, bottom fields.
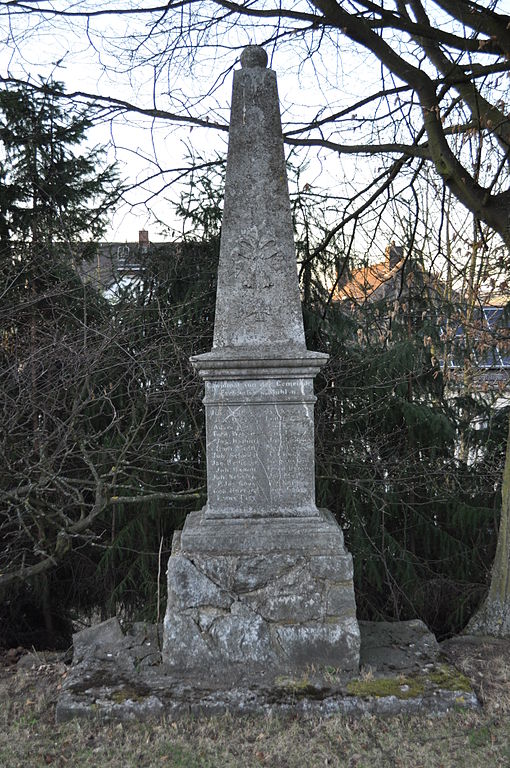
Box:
left=162, top=45, right=360, bottom=683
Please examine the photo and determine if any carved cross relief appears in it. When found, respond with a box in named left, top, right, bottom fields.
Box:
left=231, top=228, right=282, bottom=323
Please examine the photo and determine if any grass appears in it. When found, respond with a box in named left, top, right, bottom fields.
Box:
left=2, top=707, right=510, bottom=767
left=1, top=647, right=510, bottom=768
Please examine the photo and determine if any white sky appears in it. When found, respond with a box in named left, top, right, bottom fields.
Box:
left=1, top=3, right=390, bottom=245
left=1, top=0, right=506, bottom=289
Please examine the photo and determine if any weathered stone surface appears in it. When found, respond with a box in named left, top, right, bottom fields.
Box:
left=241, top=566, right=323, bottom=622
left=164, top=530, right=360, bottom=680
left=232, top=553, right=297, bottom=592
left=163, top=46, right=359, bottom=683
left=203, top=384, right=317, bottom=518
left=124, top=623, right=162, bottom=668
left=192, top=554, right=238, bottom=591
left=195, top=606, right=228, bottom=633
left=209, top=606, right=274, bottom=665
left=179, top=508, right=349, bottom=555
left=127, top=621, right=162, bottom=646
left=359, top=619, right=440, bottom=672
left=240, top=43, right=268, bottom=69
left=308, top=553, right=353, bottom=581
left=167, top=554, right=233, bottom=610
left=210, top=52, right=306, bottom=351
left=55, top=658, right=173, bottom=724
left=163, top=613, right=213, bottom=668
left=72, top=619, right=164, bottom=670
left=326, top=585, right=357, bottom=617
left=245, top=585, right=322, bottom=623
left=56, top=621, right=479, bottom=722
left=274, top=619, right=360, bottom=671
left=72, top=617, right=124, bottom=663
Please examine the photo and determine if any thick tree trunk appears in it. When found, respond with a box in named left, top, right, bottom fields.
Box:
left=467, top=412, right=510, bottom=636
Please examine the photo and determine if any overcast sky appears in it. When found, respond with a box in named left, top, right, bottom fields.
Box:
left=1, top=0, right=498, bottom=285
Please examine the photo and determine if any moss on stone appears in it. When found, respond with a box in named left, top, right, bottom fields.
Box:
left=427, top=665, right=472, bottom=692
left=110, top=687, right=147, bottom=704
left=273, top=674, right=331, bottom=700
left=274, top=675, right=312, bottom=692
left=346, top=664, right=473, bottom=700
left=347, top=675, right=425, bottom=699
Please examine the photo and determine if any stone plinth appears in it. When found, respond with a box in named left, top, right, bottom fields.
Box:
left=163, top=512, right=359, bottom=682
left=162, top=45, right=360, bottom=684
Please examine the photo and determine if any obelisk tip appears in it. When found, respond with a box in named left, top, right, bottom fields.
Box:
left=240, top=46, right=268, bottom=69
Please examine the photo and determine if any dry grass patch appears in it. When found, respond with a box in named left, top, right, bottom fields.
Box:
left=1, top=639, right=510, bottom=768
left=440, top=635, right=510, bottom=715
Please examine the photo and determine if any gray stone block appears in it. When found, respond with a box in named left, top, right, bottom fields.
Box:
left=309, top=553, right=353, bottom=582
left=167, top=554, right=233, bottom=610
left=56, top=689, right=164, bottom=723
left=233, top=553, right=298, bottom=591
left=203, top=388, right=317, bottom=517
left=274, top=618, right=360, bottom=672
left=179, top=508, right=349, bottom=555
left=359, top=619, right=439, bottom=672
left=163, top=613, right=213, bottom=668
left=72, top=617, right=125, bottom=663
left=209, top=606, right=274, bottom=665
left=241, top=567, right=323, bottom=622
left=195, top=606, right=228, bottom=633
left=126, top=622, right=162, bottom=647
left=163, top=533, right=360, bottom=680
left=326, top=585, right=357, bottom=617
left=192, top=554, right=238, bottom=592
left=244, top=589, right=323, bottom=623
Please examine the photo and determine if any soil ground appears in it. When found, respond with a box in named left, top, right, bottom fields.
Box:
left=0, top=635, right=509, bottom=768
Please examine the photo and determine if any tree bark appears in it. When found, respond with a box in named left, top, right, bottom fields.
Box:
left=467, top=412, right=510, bottom=637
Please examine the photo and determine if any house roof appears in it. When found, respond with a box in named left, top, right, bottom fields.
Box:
left=334, top=257, right=406, bottom=302
left=333, top=246, right=510, bottom=377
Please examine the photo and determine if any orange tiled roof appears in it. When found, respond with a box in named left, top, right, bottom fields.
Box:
left=334, top=258, right=405, bottom=302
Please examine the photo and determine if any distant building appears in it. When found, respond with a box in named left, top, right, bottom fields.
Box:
left=76, top=229, right=153, bottom=290
left=334, top=243, right=409, bottom=304
left=443, top=306, right=510, bottom=391
left=333, top=243, right=510, bottom=392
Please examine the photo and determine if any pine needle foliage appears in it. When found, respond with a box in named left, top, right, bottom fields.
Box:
left=0, top=80, right=121, bottom=647
left=310, top=261, right=504, bottom=638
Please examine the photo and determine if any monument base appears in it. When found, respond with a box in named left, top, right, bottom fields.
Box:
left=56, top=617, right=480, bottom=722
left=162, top=509, right=360, bottom=682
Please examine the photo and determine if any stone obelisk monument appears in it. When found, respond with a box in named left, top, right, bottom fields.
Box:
left=163, top=46, right=360, bottom=683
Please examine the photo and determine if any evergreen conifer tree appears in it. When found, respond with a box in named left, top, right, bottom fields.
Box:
left=0, top=81, right=121, bottom=645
